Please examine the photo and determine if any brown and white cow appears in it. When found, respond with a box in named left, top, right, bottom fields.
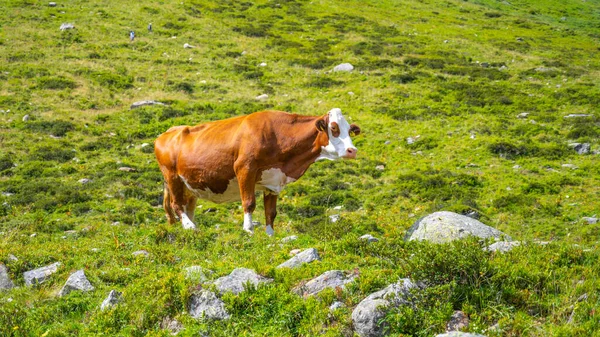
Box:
left=154, top=108, right=361, bottom=235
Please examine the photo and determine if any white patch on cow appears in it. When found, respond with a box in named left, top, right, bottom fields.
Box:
left=317, top=108, right=357, bottom=161
left=257, top=168, right=296, bottom=195
left=181, top=212, right=196, bottom=230
left=265, top=225, right=274, bottom=236
left=243, top=213, right=254, bottom=234
left=180, top=175, right=241, bottom=203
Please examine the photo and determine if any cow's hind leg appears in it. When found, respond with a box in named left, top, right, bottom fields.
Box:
left=165, top=174, right=197, bottom=230
left=235, top=163, right=257, bottom=234
left=264, top=192, right=277, bottom=236
left=163, top=183, right=177, bottom=224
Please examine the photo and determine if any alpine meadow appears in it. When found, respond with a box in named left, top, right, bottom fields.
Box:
left=1, top=0, right=600, bottom=336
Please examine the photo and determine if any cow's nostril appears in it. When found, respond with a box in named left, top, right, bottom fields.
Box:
left=347, top=148, right=356, bottom=154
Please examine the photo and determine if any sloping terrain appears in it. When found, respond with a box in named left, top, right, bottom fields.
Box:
left=0, top=0, right=599, bottom=336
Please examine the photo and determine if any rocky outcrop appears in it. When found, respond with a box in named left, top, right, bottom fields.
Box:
left=59, top=269, right=94, bottom=296
left=352, top=279, right=418, bottom=337
left=188, top=290, right=230, bottom=320
left=277, top=248, right=320, bottom=269
left=405, top=211, right=510, bottom=243
left=213, top=268, right=273, bottom=295
left=294, top=270, right=357, bottom=297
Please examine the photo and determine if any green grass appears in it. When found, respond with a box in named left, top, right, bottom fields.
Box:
left=1, top=0, right=600, bottom=335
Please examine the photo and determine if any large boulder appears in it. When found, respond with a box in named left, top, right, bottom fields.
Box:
left=352, top=279, right=418, bottom=337
left=188, top=290, right=230, bottom=320
left=294, top=270, right=357, bottom=297
left=405, top=211, right=511, bottom=243
left=276, top=248, right=320, bottom=269
left=0, top=264, right=14, bottom=290
left=213, top=268, right=273, bottom=295
left=23, top=262, right=62, bottom=286
left=59, top=269, right=94, bottom=296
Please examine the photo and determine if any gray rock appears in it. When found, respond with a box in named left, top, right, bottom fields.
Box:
left=359, top=234, right=379, bottom=243
left=406, top=137, right=415, bottom=144
left=49, top=2, right=56, bottom=6
left=130, top=100, right=166, bottom=109
left=189, top=290, right=230, bottom=320
left=255, top=94, right=269, bottom=101
left=132, top=250, right=149, bottom=257
left=446, top=310, right=469, bottom=332
left=78, top=178, right=91, bottom=184
left=405, top=211, right=511, bottom=243
left=119, top=167, right=136, bottom=172
left=329, top=301, right=346, bottom=311
left=582, top=217, right=598, bottom=225
left=8, top=254, right=18, bottom=262
left=277, top=248, right=320, bottom=269
left=213, top=268, right=273, bottom=295
left=183, top=43, right=193, bottom=49
left=161, top=316, right=184, bottom=335
left=22, top=114, right=30, bottom=122
left=294, top=270, right=357, bottom=297
left=100, top=290, right=123, bottom=310
left=185, top=266, right=212, bottom=283
left=562, top=164, right=578, bottom=169
left=375, top=165, right=385, bottom=171
left=564, top=114, right=592, bottom=119
left=329, top=214, right=340, bottom=223
left=0, top=264, right=14, bottom=290
left=333, top=63, right=354, bottom=72
left=24, top=262, right=62, bottom=286
left=517, top=112, right=529, bottom=119
left=485, top=241, right=520, bottom=253
left=435, top=332, right=486, bottom=337
left=281, top=235, right=298, bottom=243
left=352, top=279, right=418, bottom=337
left=59, top=269, right=94, bottom=296
left=60, top=23, right=74, bottom=31
left=568, top=143, right=591, bottom=155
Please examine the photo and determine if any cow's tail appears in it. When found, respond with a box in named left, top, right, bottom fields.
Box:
left=163, top=183, right=177, bottom=224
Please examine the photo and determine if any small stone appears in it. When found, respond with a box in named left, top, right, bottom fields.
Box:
left=59, top=269, right=95, bottom=296
left=333, top=63, right=354, bottom=72
left=60, top=23, right=74, bottom=31
left=132, top=250, right=149, bottom=257
left=289, top=249, right=302, bottom=256
left=255, top=94, right=269, bottom=101
left=78, top=178, right=91, bottom=184
left=49, top=2, right=56, bottom=6
left=446, top=311, right=469, bottom=332
left=480, top=62, right=489, bottom=68
left=517, top=112, right=529, bottom=118
left=444, top=40, right=449, bottom=43
left=333, top=205, right=343, bottom=210
left=406, top=137, right=415, bottom=144
left=329, top=214, right=340, bottom=223
left=516, top=37, right=524, bottom=42
left=130, top=100, right=166, bottom=109
left=22, top=114, right=30, bottom=122
left=277, top=248, right=320, bottom=269
left=348, top=91, right=355, bottom=96
left=582, top=217, right=598, bottom=224
left=562, top=164, right=578, bottom=169
left=100, top=290, right=122, bottom=310
left=359, top=234, right=379, bottom=243
left=281, top=235, right=298, bottom=243
left=189, top=290, right=230, bottom=320
left=0, top=264, right=14, bottom=290
left=568, top=143, right=590, bottom=155
left=563, top=114, right=592, bottom=119
left=118, top=167, right=136, bottom=172
left=183, top=43, right=193, bottom=49
left=375, top=165, right=385, bottom=171
left=384, top=140, right=391, bottom=145
left=329, top=301, right=346, bottom=311
left=30, top=233, right=37, bottom=238
left=259, top=62, right=267, bottom=67
left=8, top=254, right=18, bottom=262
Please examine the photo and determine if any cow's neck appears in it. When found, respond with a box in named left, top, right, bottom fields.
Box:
left=280, top=117, right=329, bottom=179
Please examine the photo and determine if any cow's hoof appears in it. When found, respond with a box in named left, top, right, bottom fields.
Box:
left=243, top=227, right=254, bottom=235
left=265, top=225, right=274, bottom=236
left=182, top=221, right=197, bottom=230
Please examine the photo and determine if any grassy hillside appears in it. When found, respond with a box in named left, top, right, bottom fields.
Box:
left=1, top=0, right=599, bottom=336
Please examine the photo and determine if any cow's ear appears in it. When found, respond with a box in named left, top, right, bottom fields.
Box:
left=350, top=124, right=361, bottom=136
left=316, top=119, right=328, bottom=132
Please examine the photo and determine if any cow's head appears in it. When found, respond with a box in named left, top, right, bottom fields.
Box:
left=316, top=108, right=361, bottom=161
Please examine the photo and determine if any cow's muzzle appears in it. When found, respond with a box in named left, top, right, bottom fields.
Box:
left=342, top=147, right=357, bottom=159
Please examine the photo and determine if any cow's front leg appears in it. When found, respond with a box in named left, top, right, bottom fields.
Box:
left=264, top=192, right=278, bottom=236
left=235, top=164, right=257, bottom=234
